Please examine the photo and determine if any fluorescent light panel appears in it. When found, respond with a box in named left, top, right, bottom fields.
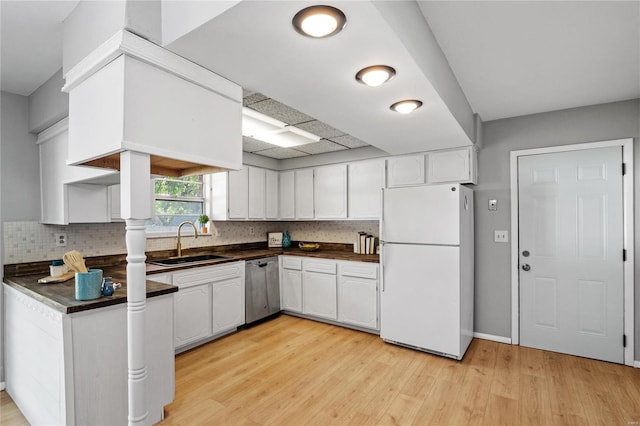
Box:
left=242, top=107, right=321, bottom=148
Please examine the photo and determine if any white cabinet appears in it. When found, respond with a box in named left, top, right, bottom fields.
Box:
left=174, top=284, right=212, bottom=348
left=168, top=261, right=245, bottom=351
left=295, top=169, right=314, bottom=219
left=212, top=277, right=245, bottom=334
left=280, top=256, right=302, bottom=312
left=427, top=146, right=477, bottom=184
left=38, top=118, right=117, bottom=225
left=386, top=154, right=426, bottom=187
left=348, top=159, right=385, bottom=219
left=314, top=164, right=347, bottom=219
left=302, top=258, right=337, bottom=320
left=279, top=171, right=295, bottom=219
left=248, top=167, right=266, bottom=219
left=108, top=184, right=123, bottom=222
left=338, top=262, right=379, bottom=330
left=265, top=170, right=279, bottom=219
left=228, top=167, right=249, bottom=219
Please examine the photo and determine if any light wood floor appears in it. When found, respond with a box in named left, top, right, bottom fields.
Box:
left=2, top=315, right=640, bottom=425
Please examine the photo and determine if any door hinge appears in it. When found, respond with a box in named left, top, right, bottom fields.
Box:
left=623, top=334, right=627, bottom=347
left=622, top=163, right=627, bottom=175
left=623, top=249, right=627, bottom=261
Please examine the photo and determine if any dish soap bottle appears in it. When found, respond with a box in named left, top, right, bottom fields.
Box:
left=282, top=230, right=291, bottom=248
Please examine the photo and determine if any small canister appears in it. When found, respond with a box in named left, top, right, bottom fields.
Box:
left=50, top=260, right=66, bottom=277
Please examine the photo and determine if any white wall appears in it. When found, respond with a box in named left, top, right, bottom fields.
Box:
left=1, top=92, right=40, bottom=221
left=473, top=98, right=640, bottom=358
left=28, top=69, right=68, bottom=134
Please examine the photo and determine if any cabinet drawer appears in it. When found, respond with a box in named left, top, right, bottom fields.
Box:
left=303, top=258, right=336, bottom=275
left=147, top=273, right=172, bottom=284
left=282, top=256, right=302, bottom=271
left=338, top=262, right=378, bottom=280
left=173, top=262, right=243, bottom=288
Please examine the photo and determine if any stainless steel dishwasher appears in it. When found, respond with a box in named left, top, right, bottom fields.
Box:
left=245, top=257, right=280, bottom=325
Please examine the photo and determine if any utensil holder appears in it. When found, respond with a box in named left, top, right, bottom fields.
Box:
left=75, top=269, right=103, bottom=301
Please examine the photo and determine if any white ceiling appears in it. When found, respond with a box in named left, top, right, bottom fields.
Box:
left=419, top=1, right=640, bottom=121
left=0, top=0, right=79, bottom=96
left=1, top=0, right=638, bottom=145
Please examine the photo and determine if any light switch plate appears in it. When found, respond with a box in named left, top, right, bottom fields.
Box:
left=488, top=199, right=498, bottom=211
left=494, top=230, right=509, bottom=243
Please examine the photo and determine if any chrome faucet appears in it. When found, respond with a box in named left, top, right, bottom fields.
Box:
left=177, top=221, right=198, bottom=257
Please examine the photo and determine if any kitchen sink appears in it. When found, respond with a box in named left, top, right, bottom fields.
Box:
left=150, top=254, right=232, bottom=266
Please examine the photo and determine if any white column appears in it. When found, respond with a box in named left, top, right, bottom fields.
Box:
left=120, top=151, right=151, bottom=425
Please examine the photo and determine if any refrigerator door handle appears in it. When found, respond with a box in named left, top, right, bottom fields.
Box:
left=380, top=188, right=385, bottom=292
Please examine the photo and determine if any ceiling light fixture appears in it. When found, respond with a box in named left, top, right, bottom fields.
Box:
left=292, top=5, right=347, bottom=38
left=355, top=65, right=396, bottom=87
left=242, top=107, right=321, bottom=148
left=390, top=100, right=423, bottom=114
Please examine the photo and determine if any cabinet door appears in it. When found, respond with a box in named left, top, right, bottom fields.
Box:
left=228, top=168, right=248, bottom=219
left=248, top=167, right=266, bottom=219
left=279, top=171, right=295, bottom=219
left=314, top=164, right=347, bottom=219
left=174, top=284, right=212, bottom=348
left=427, top=148, right=472, bottom=183
left=211, top=277, right=245, bottom=334
left=387, top=155, right=425, bottom=187
left=265, top=170, right=279, bottom=219
left=68, top=184, right=110, bottom=223
left=295, top=169, right=314, bottom=219
left=348, top=159, right=385, bottom=219
left=338, top=276, right=378, bottom=330
left=303, top=272, right=337, bottom=320
left=281, top=269, right=302, bottom=312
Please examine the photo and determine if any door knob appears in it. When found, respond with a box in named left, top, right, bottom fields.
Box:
left=522, top=264, right=531, bottom=271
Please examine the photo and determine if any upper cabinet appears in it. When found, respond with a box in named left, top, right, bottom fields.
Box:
left=295, top=169, right=314, bottom=219
left=278, top=171, right=295, bottom=219
left=265, top=170, right=279, bottom=219
left=314, top=164, right=347, bottom=219
left=211, top=166, right=278, bottom=221
left=427, top=147, right=477, bottom=184
left=348, top=159, right=385, bottom=220
left=386, top=154, right=426, bottom=187
left=248, top=167, right=266, bottom=219
left=38, top=118, right=118, bottom=225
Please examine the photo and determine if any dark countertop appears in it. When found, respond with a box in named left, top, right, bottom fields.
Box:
left=3, top=265, right=177, bottom=315
left=4, top=243, right=378, bottom=315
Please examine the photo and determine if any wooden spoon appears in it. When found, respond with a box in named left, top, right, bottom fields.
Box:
left=63, top=250, right=88, bottom=273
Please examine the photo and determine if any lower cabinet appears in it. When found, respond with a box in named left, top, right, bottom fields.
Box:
left=149, top=261, right=245, bottom=352
left=280, top=256, right=379, bottom=332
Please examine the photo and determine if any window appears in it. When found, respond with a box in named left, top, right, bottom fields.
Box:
left=146, top=175, right=206, bottom=235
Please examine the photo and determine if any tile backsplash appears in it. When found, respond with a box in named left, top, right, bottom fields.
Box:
left=3, top=220, right=379, bottom=264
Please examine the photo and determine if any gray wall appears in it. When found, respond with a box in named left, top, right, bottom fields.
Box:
left=473, top=99, right=640, bottom=360
left=1, top=92, right=40, bottom=221
left=28, top=69, right=68, bottom=134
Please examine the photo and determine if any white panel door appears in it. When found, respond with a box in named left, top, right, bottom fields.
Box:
left=338, top=276, right=378, bottom=329
left=519, top=147, right=624, bottom=363
left=386, top=155, right=425, bottom=187
left=381, top=244, right=460, bottom=356
left=382, top=184, right=460, bottom=245
left=281, top=269, right=302, bottom=312
left=427, top=148, right=471, bottom=183
left=174, top=284, right=212, bottom=348
left=302, top=272, right=337, bottom=320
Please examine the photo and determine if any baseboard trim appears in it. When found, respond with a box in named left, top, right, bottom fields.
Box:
left=473, top=332, right=512, bottom=345
left=634, top=360, right=640, bottom=369
left=0, top=381, right=5, bottom=391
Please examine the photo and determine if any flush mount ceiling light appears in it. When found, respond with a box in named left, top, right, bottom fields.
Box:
left=242, top=107, right=321, bottom=148
left=292, top=5, right=346, bottom=38
left=355, top=65, right=396, bottom=87
left=390, top=100, right=423, bottom=114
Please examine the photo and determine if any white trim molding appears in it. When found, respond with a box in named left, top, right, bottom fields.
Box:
left=473, top=332, right=512, bottom=345
left=510, top=138, right=635, bottom=367
left=0, top=381, right=5, bottom=391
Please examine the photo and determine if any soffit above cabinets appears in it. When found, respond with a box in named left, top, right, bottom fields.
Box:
left=242, top=90, right=371, bottom=160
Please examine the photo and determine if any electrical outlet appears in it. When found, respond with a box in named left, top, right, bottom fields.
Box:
left=55, top=232, right=67, bottom=247
left=249, top=226, right=255, bottom=235
left=494, top=230, right=509, bottom=243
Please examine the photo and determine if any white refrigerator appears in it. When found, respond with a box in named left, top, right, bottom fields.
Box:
left=380, top=183, right=474, bottom=360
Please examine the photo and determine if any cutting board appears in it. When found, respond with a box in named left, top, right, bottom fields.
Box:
left=38, top=271, right=75, bottom=284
